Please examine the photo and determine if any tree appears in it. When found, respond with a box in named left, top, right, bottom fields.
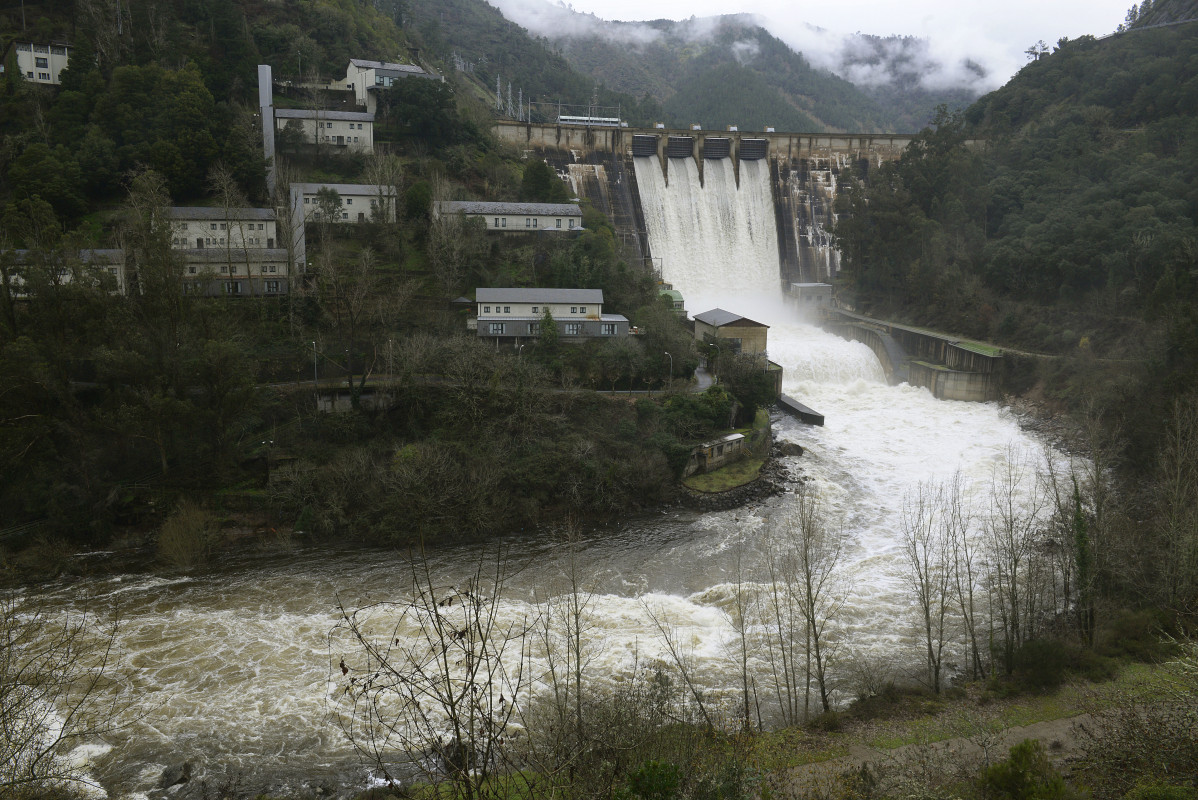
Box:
left=1152, top=395, right=1198, bottom=614
left=986, top=445, right=1051, bottom=674
left=520, top=159, right=569, bottom=203
left=763, top=482, right=847, bottom=720
left=331, top=548, right=536, bottom=800
left=900, top=481, right=953, bottom=693
left=0, top=589, right=131, bottom=798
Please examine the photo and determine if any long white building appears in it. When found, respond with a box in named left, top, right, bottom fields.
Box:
left=435, top=201, right=583, bottom=233
left=274, top=108, right=375, bottom=153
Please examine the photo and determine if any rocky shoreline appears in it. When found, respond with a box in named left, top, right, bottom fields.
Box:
left=679, top=439, right=804, bottom=512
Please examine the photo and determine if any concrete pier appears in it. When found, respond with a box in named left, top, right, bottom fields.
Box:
left=778, top=395, right=825, bottom=426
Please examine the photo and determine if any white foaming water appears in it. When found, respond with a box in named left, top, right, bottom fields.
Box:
left=23, top=154, right=1065, bottom=798
left=634, top=156, right=780, bottom=297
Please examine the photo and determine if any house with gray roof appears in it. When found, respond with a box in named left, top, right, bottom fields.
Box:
left=274, top=108, right=374, bottom=153
left=472, top=287, right=628, bottom=341
left=344, top=58, right=439, bottom=113
left=693, top=308, right=769, bottom=355
left=435, top=201, right=583, bottom=233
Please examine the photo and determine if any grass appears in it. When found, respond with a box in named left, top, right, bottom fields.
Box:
left=744, top=660, right=1170, bottom=772
left=682, top=410, right=771, bottom=493
left=683, top=453, right=764, bottom=492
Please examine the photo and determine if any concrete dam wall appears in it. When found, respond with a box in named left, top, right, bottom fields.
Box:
left=494, top=121, right=945, bottom=285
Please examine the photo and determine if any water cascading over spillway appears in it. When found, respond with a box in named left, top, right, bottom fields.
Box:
left=633, top=157, right=780, bottom=299
left=20, top=153, right=1068, bottom=800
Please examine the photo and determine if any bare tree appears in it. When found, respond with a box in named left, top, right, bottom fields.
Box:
left=363, top=153, right=404, bottom=223
left=1153, top=395, right=1198, bottom=614
left=0, top=590, right=131, bottom=798
left=763, top=482, right=847, bottom=719
left=986, top=444, right=1051, bottom=674
left=900, top=480, right=953, bottom=693
left=331, top=548, right=539, bottom=800
left=944, top=471, right=986, bottom=679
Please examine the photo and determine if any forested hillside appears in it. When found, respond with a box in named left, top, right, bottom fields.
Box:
left=401, top=0, right=661, bottom=123
left=833, top=9, right=1198, bottom=474
left=503, top=11, right=975, bottom=131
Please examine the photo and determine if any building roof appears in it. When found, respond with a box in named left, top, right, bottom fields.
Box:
left=349, top=58, right=428, bottom=74
left=275, top=108, right=374, bottom=122
left=476, top=287, right=603, bottom=304
left=291, top=183, right=396, bottom=196
left=438, top=201, right=582, bottom=217
left=167, top=207, right=277, bottom=222
left=182, top=248, right=289, bottom=263
left=659, top=288, right=684, bottom=301
left=694, top=308, right=769, bottom=328
left=7, top=248, right=123, bottom=264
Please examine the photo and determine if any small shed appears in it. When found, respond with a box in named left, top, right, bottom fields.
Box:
left=685, top=433, right=746, bottom=477
left=788, top=283, right=833, bottom=310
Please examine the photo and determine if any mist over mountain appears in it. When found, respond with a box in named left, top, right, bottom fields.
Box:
left=488, top=0, right=988, bottom=131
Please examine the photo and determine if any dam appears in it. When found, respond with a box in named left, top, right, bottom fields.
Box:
left=494, top=120, right=950, bottom=286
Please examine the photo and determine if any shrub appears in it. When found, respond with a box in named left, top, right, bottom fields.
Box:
left=807, top=710, right=841, bottom=732
left=980, top=739, right=1080, bottom=800
left=1012, top=638, right=1072, bottom=691
left=628, top=760, right=681, bottom=800
left=157, top=500, right=217, bottom=569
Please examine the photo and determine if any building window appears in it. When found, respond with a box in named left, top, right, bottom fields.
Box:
left=224, top=281, right=242, bottom=295
left=580, top=306, right=587, bottom=313
left=569, top=219, right=576, bottom=228
left=570, top=307, right=577, bottom=314
left=265, top=280, right=280, bottom=293
left=342, top=212, right=348, bottom=219
left=531, top=306, right=538, bottom=314
left=357, top=123, right=363, bottom=130
left=346, top=199, right=352, bottom=205
left=565, top=323, right=583, bottom=336
left=488, top=322, right=506, bottom=335
left=35, top=57, right=48, bottom=68
left=525, top=218, right=531, bottom=228
left=220, top=223, right=227, bottom=230
left=483, top=306, right=490, bottom=313
left=601, top=323, right=617, bottom=335
left=501, top=218, right=506, bottom=227
left=529, top=322, right=540, bottom=335
left=504, top=306, right=510, bottom=313
left=210, top=223, right=217, bottom=230
left=494, top=218, right=501, bottom=227
left=38, top=72, right=50, bottom=80
left=188, top=266, right=197, bottom=274
left=556, top=219, right=562, bottom=228
left=532, top=218, right=538, bottom=228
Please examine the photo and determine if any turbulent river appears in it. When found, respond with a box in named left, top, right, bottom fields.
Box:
left=25, top=156, right=1063, bottom=800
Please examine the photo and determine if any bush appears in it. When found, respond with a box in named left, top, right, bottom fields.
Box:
left=157, top=499, right=217, bottom=569
left=1097, top=609, right=1173, bottom=663
left=807, top=710, right=842, bottom=732
left=1012, top=638, right=1072, bottom=691
left=980, top=739, right=1081, bottom=800
left=628, top=760, right=681, bottom=800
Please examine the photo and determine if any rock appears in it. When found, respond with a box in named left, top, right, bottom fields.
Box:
left=159, top=761, right=192, bottom=789
left=778, top=441, right=804, bottom=457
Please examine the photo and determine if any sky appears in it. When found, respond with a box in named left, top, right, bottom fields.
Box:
left=489, top=0, right=1137, bottom=92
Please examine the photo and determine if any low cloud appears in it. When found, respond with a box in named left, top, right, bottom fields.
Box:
left=488, top=0, right=1008, bottom=93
